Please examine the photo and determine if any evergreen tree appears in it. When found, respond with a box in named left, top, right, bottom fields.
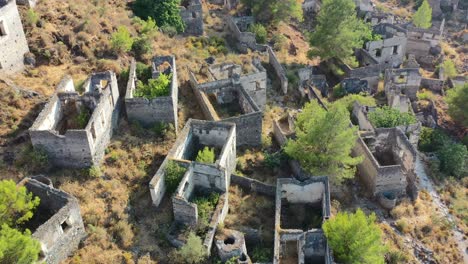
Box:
left=323, top=209, right=387, bottom=264
left=133, top=0, right=185, bottom=33
left=196, top=147, right=215, bottom=164
left=0, top=225, right=41, bottom=264
left=446, top=83, right=468, bottom=127
left=176, top=232, right=206, bottom=263
left=309, top=0, right=372, bottom=62
left=0, top=180, right=40, bottom=227
left=241, top=0, right=303, bottom=24
left=413, top=0, right=432, bottom=29
left=284, top=101, right=362, bottom=184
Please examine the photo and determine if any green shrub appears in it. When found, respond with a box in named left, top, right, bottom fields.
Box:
left=272, top=34, right=287, bottom=51
left=165, top=161, right=187, bottom=194
left=75, top=108, right=91, bottom=128
left=160, top=25, right=178, bottom=37
left=386, top=250, right=409, bottom=264
left=196, top=147, right=215, bottom=164
left=332, top=84, right=346, bottom=99
left=25, top=9, right=39, bottom=27
left=135, top=62, right=152, bottom=83
left=249, top=23, right=267, bottom=44
left=333, top=94, right=376, bottom=111
left=132, top=36, right=152, bottom=59
left=133, top=0, right=185, bottom=33
left=264, top=151, right=286, bottom=169
left=417, top=89, right=435, bottom=101
left=134, top=73, right=172, bottom=99
left=111, top=26, right=134, bottom=54
left=0, top=180, right=40, bottom=226
left=175, top=232, right=206, bottom=263
left=251, top=247, right=270, bottom=262
left=439, top=59, right=457, bottom=79
left=418, top=127, right=450, bottom=152
left=192, top=192, right=220, bottom=231
left=0, top=225, right=41, bottom=264
left=368, top=106, right=417, bottom=128
left=133, top=17, right=158, bottom=37
left=437, top=143, right=467, bottom=178
left=88, top=166, right=102, bottom=178
left=446, top=83, right=468, bottom=127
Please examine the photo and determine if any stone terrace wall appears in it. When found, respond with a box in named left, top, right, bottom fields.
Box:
left=125, top=57, right=178, bottom=130
left=268, top=47, right=288, bottom=94
left=0, top=0, right=30, bottom=74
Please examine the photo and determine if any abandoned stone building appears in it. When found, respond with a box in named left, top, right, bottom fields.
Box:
left=227, top=16, right=265, bottom=53
left=125, top=56, right=178, bottom=130
left=363, top=11, right=394, bottom=25
left=341, top=77, right=370, bottom=95
left=384, top=67, right=422, bottom=106
left=149, top=119, right=236, bottom=207
left=365, top=23, right=407, bottom=67
left=352, top=128, right=417, bottom=201
left=190, top=76, right=262, bottom=146
left=298, top=66, right=329, bottom=98
left=404, top=24, right=443, bottom=67
left=19, top=176, right=86, bottom=264
left=30, top=71, right=120, bottom=168
left=274, top=177, right=332, bottom=264
left=0, top=0, right=30, bottom=74
left=180, top=0, right=204, bottom=36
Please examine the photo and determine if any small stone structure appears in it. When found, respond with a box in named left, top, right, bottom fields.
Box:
left=363, top=11, right=394, bottom=25
left=149, top=119, right=236, bottom=207
left=405, top=25, right=443, bottom=67
left=125, top=56, right=178, bottom=130
left=352, top=128, right=417, bottom=197
left=273, top=177, right=332, bottom=264
left=341, top=78, right=370, bottom=94
left=190, top=73, right=262, bottom=146
left=215, top=229, right=249, bottom=262
left=227, top=15, right=268, bottom=53
left=365, top=23, right=407, bottom=67
left=384, top=67, right=422, bottom=102
left=180, top=0, right=204, bottom=36
left=19, top=176, right=86, bottom=264
left=0, top=0, right=30, bottom=74
left=298, top=66, right=328, bottom=97
left=30, top=71, right=120, bottom=168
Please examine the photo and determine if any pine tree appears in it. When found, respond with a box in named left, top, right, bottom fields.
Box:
left=446, top=83, right=468, bottom=127
left=133, top=0, right=185, bottom=33
left=0, top=225, right=41, bottom=264
left=284, top=101, right=362, bottom=184
left=413, top=0, right=432, bottom=29
left=0, top=180, right=40, bottom=227
left=176, top=232, right=206, bottom=263
left=323, top=209, right=387, bottom=264
left=309, top=0, right=372, bottom=62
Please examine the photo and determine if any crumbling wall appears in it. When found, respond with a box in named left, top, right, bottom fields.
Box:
left=180, top=0, right=204, bottom=36
left=365, top=23, right=407, bottom=67
left=21, top=178, right=86, bottom=264
left=0, top=0, right=30, bottom=74
left=230, top=174, right=276, bottom=196
left=30, top=72, right=120, bottom=168
left=421, top=77, right=445, bottom=94
left=268, top=47, right=288, bottom=94
left=384, top=68, right=421, bottom=100
left=125, top=57, right=178, bottom=130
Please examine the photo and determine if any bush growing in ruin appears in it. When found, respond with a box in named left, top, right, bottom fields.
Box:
left=196, top=147, right=215, bottom=164
left=334, top=94, right=377, bottom=111
left=111, top=26, right=134, bottom=54
left=248, top=23, right=267, bottom=44
left=418, top=127, right=450, bottom=152
left=174, top=232, right=206, bottom=263
left=413, top=0, right=432, bottom=29
left=368, top=106, right=417, bottom=128
left=0, top=225, right=41, bottom=264
left=134, top=73, right=172, bottom=99
left=165, top=161, right=187, bottom=194
left=446, top=83, right=468, bottom=127
left=437, top=143, right=467, bottom=178
left=133, top=0, right=185, bottom=33
left=309, top=0, right=372, bottom=62
left=323, top=209, right=386, bottom=264
left=0, top=180, right=40, bottom=227
left=241, top=0, right=303, bottom=25
left=192, top=192, right=220, bottom=233
left=439, top=59, right=457, bottom=79
left=284, top=101, right=362, bottom=184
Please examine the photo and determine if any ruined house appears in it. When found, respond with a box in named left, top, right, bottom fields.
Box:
left=0, top=0, right=30, bottom=74
left=365, top=23, right=407, bottom=67
left=180, top=0, right=204, bottom=36
left=125, top=56, right=178, bottom=130
left=20, top=176, right=86, bottom=264
left=363, top=11, right=394, bottom=25
left=189, top=63, right=262, bottom=147
left=274, top=177, right=332, bottom=264
left=298, top=66, right=328, bottom=98
left=384, top=68, right=422, bottom=109
left=341, top=78, right=370, bottom=94
left=149, top=119, right=236, bottom=207
left=352, top=128, right=417, bottom=199
left=405, top=24, right=443, bottom=67
left=30, top=71, right=120, bottom=168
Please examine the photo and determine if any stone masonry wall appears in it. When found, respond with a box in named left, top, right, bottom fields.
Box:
left=0, top=0, right=30, bottom=74
left=180, top=0, right=204, bottom=36
left=268, top=47, right=288, bottom=94
left=125, top=57, right=178, bottom=130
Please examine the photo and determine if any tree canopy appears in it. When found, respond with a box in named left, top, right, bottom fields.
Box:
left=133, top=0, right=185, bottom=33
left=0, top=180, right=40, bottom=227
left=413, top=0, right=432, bottom=29
left=175, top=232, right=206, bottom=263
left=241, top=0, right=303, bottom=25
left=309, top=0, right=372, bottom=62
left=0, top=225, right=41, bottom=264
left=284, top=101, right=362, bottom=184
left=446, top=83, right=468, bottom=127
left=323, top=209, right=386, bottom=264
left=368, top=106, right=417, bottom=128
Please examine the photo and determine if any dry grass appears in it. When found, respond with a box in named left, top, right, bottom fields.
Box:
left=439, top=177, right=468, bottom=235
left=390, top=190, right=463, bottom=263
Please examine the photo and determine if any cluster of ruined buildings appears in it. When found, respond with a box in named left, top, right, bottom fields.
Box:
left=1, top=0, right=466, bottom=263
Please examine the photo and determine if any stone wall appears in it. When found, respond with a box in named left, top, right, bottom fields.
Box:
left=16, top=0, right=37, bottom=7
left=149, top=119, right=236, bottom=206
left=180, top=0, right=204, bottom=36
left=421, top=77, right=445, bottom=94
left=125, top=56, right=178, bottom=130
left=268, top=46, right=288, bottom=94
left=231, top=174, right=276, bottom=196
left=20, top=177, right=86, bottom=264
left=0, top=0, right=30, bottom=74
left=384, top=68, right=422, bottom=101
left=30, top=72, right=120, bottom=168
left=365, top=23, right=407, bottom=67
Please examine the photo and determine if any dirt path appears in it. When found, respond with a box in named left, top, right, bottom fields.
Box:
left=414, top=155, right=468, bottom=264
